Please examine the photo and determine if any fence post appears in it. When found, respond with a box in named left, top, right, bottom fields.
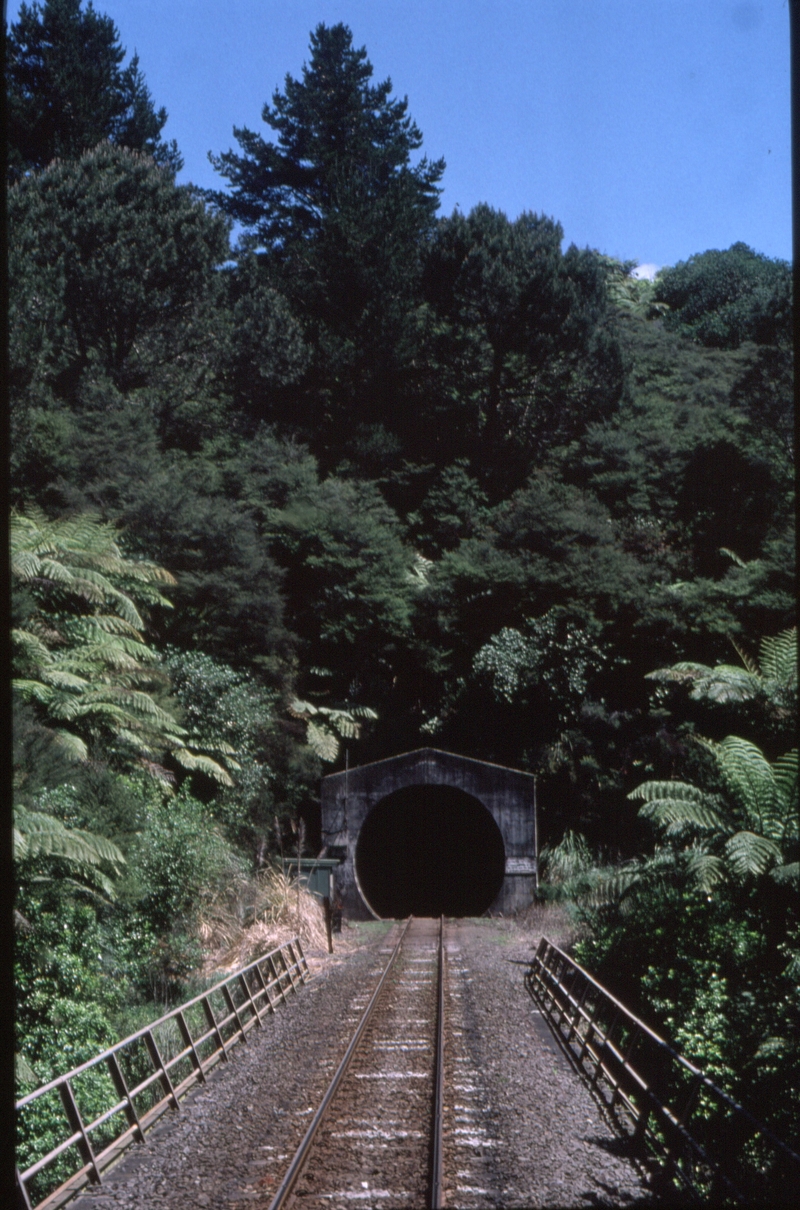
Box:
left=176, top=1009, right=207, bottom=1083
left=293, top=937, right=310, bottom=979
left=266, top=954, right=287, bottom=1005
left=323, top=897, right=334, bottom=954
left=609, top=1024, right=641, bottom=1107
left=106, top=1052, right=146, bottom=1143
left=555, top=962, right=580, bottom=1030
left=201, top=995, right=229, bottom=1061
left=567, top=977, right=589, bottom=1045
left=238, top=971, right=262, bottom=1029
left=59, top=1080, right=102, bottom=1185
left=222, top=982, right=247, bottom=1042
left=279, top=945, right=298, bottom=993
left=143, top=1030, right=180, bottom=1112
left=16, top=1168, right=33, bottom=1210
left=254, top=960, right=275, bottom=1016
left=591, top=1006, right=620, bottom=1088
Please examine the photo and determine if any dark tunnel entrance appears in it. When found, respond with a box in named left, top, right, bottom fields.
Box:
left=354, top=784, right=506, bottom=918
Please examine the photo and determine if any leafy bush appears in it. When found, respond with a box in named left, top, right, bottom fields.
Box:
left=130, top=786, right=244, bottom=931
left=653, top=243, right=791, bottom=349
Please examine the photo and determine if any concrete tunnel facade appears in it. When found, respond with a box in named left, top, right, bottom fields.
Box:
left=320, top=748, right=538, bottom=919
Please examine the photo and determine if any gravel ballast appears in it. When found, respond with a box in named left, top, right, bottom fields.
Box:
left=441, top=918, right=654, bottom=1207
left=69, top=917, right=656, bottom=1209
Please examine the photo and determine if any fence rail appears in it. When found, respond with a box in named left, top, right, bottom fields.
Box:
left=16, top=938, right=309, bottom=1210
left=526, top=936, right=800, bottom=1205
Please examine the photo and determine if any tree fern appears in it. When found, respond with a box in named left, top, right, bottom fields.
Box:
left=630, top=738, right=797, bottom=887
left=289, top=697, right=377, bottom=762
left=12, top=510, right=231, bottom=789
left=646, top=628, right=796, bottom=717
left=14, top=805, right=125, bottom=900
left=13, top=510, right=179, bottom=765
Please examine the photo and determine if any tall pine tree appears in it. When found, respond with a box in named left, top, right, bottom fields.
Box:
left=210, top=22, right=443, bottom=250
left=211, top=23, right=445, bottom=452
left=6, top=0, right=182, bottom=181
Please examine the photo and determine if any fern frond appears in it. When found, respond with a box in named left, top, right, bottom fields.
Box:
left=170, top=748, right=234, bottom=786
left=10, top=550, right=42, bottom=581
left=759, top=628, right=797, bottom=683
left=729, top=637, right=760, bottom=676
left=646, top=662, right=713, bottom=684
left=724, top=830, right=782, bottom=878
left=79, top=614, right=145, bottom=638
left=772, top=751, right=798, bottom=813
left=111, top=727, right=158, bottom=755
left=15, top=808, right=125, bottom=871
left=306, top=721, right=339, bottom=762
left=691, top=667, right=763, bottom=704
left=56, top=643, right=146, bottom=673
left=683, top=845, right=725, bottom=892
left=719, top=548, right=749, bottom=568
left=324, top=714, right=361, bottom=739
left=39, top=668, right=90, bottom=690
left=629, top=780, right=708, bottom=803
left=77, top=689, right=181, bottom=727
left=23, top=556, right=83, bottom=589
left=405, top=553, right=434, bottom=586
left=586, top=854, right=671, bottom=906
left=15, top=1053, right=40, bottom=1087
left=716, top=736, right=778, bottom=824
left=770, top=862, right=799, bottom=885
left=12, top=678, right=55, bottom=704
left=11, top=628, right=53, bottom=666
left=630, top=780, right=726, bottom=827
left=51, top=730, right=89, bottom=762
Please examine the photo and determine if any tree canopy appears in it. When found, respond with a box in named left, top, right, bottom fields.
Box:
left=210, top=21, right=443, bottom=250
left=653, top=242, right=792, bottom=349
left=6, top=0, right=182, bottom=181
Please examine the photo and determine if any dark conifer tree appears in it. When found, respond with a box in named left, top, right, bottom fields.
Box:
left=211, top=23, right=445, bottom=451
left=210, top=22, right=443, bottom=250
left=6, top=0, right=182, bottom=181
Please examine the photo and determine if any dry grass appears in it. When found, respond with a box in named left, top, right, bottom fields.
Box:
left=512, top=900, right=585, bottom=951
left=195, top=867, right=330, bottom=978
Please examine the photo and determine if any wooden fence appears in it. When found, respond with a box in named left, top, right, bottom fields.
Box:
left=526, top=936, right=800, bottom=1204
left=16, top=938, right=308, bottom=1210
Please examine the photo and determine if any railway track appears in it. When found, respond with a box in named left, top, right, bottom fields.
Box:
left=268, top=916, right=446, bottom=1210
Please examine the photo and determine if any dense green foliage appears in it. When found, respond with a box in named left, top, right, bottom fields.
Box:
left=653, top=242, right=792, bottom=349
left=541, top=631, right=798, bottom=1156
left=6, top=0, right=182, bottom=180
left=10, top=3, right=796, bottom=1178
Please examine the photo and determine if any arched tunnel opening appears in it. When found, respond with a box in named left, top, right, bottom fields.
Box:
left=354, top=784, right=506, bottom=918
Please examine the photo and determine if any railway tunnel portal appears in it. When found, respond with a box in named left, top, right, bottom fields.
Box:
left=320, top=748, right=537, bottom=919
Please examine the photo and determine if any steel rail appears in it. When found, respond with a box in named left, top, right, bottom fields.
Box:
left=267, top=916, right=413, bottom=1210
left=430, top=915, right=446, bottom=1210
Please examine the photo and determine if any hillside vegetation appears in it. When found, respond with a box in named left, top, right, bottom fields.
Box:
left=10, top=1, right=796, bottom=1166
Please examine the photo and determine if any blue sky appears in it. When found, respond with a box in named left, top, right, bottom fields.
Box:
left=7, top=1, right=792, bottom=272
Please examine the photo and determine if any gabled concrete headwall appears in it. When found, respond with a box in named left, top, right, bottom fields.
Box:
left=320, top=747, right=537, bottom=919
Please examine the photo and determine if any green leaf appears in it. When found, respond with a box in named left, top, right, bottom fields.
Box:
left=170, top=748, right=235, bottom=786
left=724, top=830, right=782, bottom=878
left=306, top=721, right=339, bottom=762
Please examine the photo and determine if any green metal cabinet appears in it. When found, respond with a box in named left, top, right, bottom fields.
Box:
left=286, top=857, right=341, bottom=901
